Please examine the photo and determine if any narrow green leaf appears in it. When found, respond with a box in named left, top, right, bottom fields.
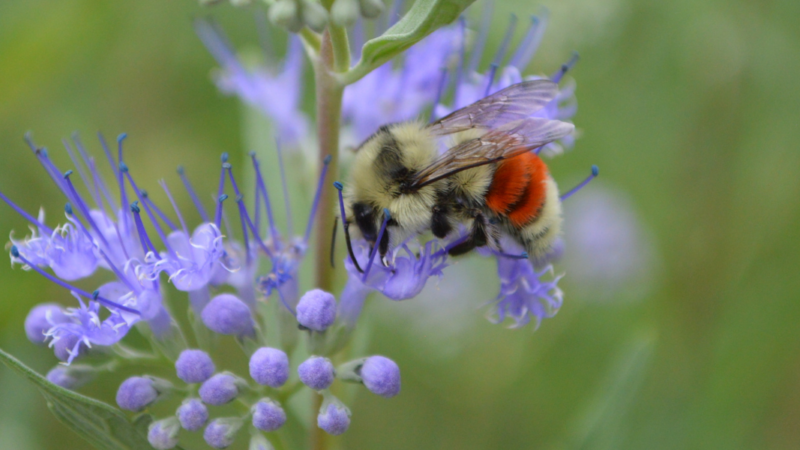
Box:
left=0, top=348, right=179, bottom=450
left=342, top=0, right=476, bottom=84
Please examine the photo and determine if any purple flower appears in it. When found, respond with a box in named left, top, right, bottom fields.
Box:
left=489, top=256, right=563, bottom=328
left=199, top=373, right=240, bottom=406
left=177, top=398, right=209, bottom=431
left=24, top=303, right=68, bottom=345
left=338, top=239, right=449, bottom=327
left=201, top=294, right=255, bottom=337
left=296, top=289, right=337, bottom=331
left=252, top=399, right=287, bottom=432
left=153, top=223, right=225, bottom=291
left=203, top=418, right=243, bottom=449
left=11, top=217, right=98, bottom=281
left=317, top=403, right=351, bottom=436
left=116, top=376, right=160, bottom=411
left=175, top=349, right=216, bottom=384
left=298, top=356, right=335, bottom=390
left=196, top=20, right=309, bottom=147
left=148, top=418, right=180, bottom=450
left=342, top=26, right=461, bottom=143
left=249, top=347, right=289, bottom=388
left=434, top=12, right=578, bottom=156
left=360, top=356, right=401, bottom=398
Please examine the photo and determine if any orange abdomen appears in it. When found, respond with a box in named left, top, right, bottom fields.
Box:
left=485, top=152, right=549, bottom=228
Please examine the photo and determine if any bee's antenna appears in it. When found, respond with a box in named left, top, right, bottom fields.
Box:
left=362, top=208, right=391, bottom=282
left=560, top=165, right=599, bottom=201
left=330, top=216, right=338, bottom=269
left=334, top=181, right=364, bottom=273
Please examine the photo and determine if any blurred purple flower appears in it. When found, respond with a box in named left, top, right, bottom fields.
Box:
left=489, top=256, right=563, bottom=329
left=195, top=19, right=309, bottom=147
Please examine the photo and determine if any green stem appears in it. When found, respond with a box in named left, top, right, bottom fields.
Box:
left=311, top=25, right=348, bottom=450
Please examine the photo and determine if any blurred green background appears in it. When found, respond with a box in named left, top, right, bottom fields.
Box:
left=1, top=0, right=800, bottom=449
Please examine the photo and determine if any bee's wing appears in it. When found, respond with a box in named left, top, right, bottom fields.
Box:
left=427, top=80, right=559, bottom=136
left=409, top=118, right=574, bottom=189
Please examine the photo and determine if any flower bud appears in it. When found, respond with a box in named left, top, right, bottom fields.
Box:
left=116, top=376, right=167, bottom=411
left=148, top=417, right=180, bottom=450
left=177, top=398, right=209, bottom=431
left=296, top=289, right=336, bottom=332
left=249, top=347, right=289, bottom=388
left=204, top=417, right=243, bottom=449
left=25, top=303, right=67, bottom=345
left=249, top=434, right=275, bottom=450
left=358, top=0, right=384, bottom=18
left=201, top=294, right=254, bottom=337
left=300, top=0, right=329, bottom=33
left=361, top=355, right=401, bottom=398
left=331, top=0, right=359, bottom=27
left=269, top=0, right=303, bottom=33
left=46, top=364, right=95, bottom=390
left=298, top=356, right=335, bottom=390
left=175, top=349, right=215, bottom=384
left=317, top=403, right=350, bottom=435
left=251, top=399, right=287, bottom=432
left=199, top=373, right=240, bottom=406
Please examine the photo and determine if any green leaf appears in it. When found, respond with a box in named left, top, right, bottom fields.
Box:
left=0, top=348, right=179, bottom=450
left=342, top=0, right=476, bottom=84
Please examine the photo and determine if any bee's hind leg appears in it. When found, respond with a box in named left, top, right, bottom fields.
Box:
left=448, top=211, right=489, bottom=256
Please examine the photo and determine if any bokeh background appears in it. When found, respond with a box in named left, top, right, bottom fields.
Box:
left=1, top=0, right=799, bottom=449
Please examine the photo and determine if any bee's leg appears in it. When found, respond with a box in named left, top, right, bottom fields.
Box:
left=378, top=227, right=391, bottom=263
left=431, top=204, right=452, bottom=239
left=448, top=212, right=488, bottom=256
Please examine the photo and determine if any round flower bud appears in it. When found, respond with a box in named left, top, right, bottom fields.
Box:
left=249, top=347, right=289, bottom=388
left=296, top=289, right=336, bottom=332
left=199, top=373, right=239, bottom=406
left=204, top=418, right=243, bottom=449
left=361, top=356, right=401, bottom=398
left=25, top=303, right=67, bottom=344
left=116, top=377, right=159, bottom=411
left=300, top=0, right=329, bottom=33
left=46, top=365, right=94, bottom=390
left=175, top=349, right=215, bottom=383
left=298, top=356, right=335, bottom=390
left=358, top=0, right=384, bottom=18
left=269, top=0, right=303, bottom=32
left=252, top=399, right=287, bottom=432
left=331, top=0, right=359, bottom=27
left=317, top=403, right=350, bottom=436
left=201, top=294, right=254, bottom=337
left=148, top=417, right=180, bottom=450
left=177, top=398, right=209, bottom=431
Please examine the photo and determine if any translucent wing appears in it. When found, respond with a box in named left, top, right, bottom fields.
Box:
left=409, top=118, right=574, bottom=189
left=427, top=80, right=559, bottom=136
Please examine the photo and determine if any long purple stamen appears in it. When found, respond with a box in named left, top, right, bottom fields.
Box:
left=63, top=172, right=112, bottom=250
left=250, top=153, right=279, bottom=242
left=454, top=16, right=467, bottom=106
left=492, top=14, right=518, bottom=67
left=177, top=166, right=210, bottom=223
left=225, top=164, right=253, bottom=262
left=62, top=139, right=100, bottom=209
left=362, top=209, right=390, bottom=282
left=560, top=165, right=599, bottom=201
left=484, top=63, right=499, bottom=97
left=159, top=180, right=188, bottom=236
left=71, top=133, right=115, bottom=212
left=141, top=191, right=178, bottom=231
left=304, top=155, right=332, bottom=242
left=120, top=163, right=177, bottom=259
left=0, top=190, right=53, bottom=235
left=497, top=251, right=529, bottom=260
left=551, top=51, right=580, bottom=83
left=130, top=201, right=160, bottom=257
left=467, top=0, right=495, bottom=73
left=215, top=194, right=228, bottom=230
left=10, top=246, right=140, bottom=315
left=430, top=67, right=448, bottom=123
left=513, top=11, right=549, bottom=70
left=214, top=154, right=228, bottom=229
left=276, top=141, right=293, bottom=235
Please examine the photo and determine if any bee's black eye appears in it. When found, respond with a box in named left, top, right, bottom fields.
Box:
left=352, top=202, right=378, bottom=242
